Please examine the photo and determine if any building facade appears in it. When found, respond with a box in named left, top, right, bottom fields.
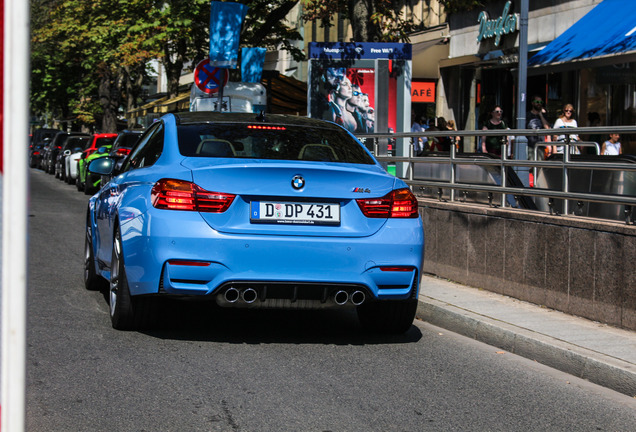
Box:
left=440, top=0, right=636, bottom=152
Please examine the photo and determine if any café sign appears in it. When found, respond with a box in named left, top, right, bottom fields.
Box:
left=477, top=1, right=518, bottom=47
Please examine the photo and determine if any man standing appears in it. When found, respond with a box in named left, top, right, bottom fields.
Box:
left=526, top=96, right=551, bottom=159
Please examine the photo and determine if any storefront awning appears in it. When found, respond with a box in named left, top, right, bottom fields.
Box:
left=529, top=0, right=636, bottom=67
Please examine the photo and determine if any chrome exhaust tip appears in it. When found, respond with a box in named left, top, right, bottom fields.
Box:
left=350, top=290, right=366, bottom=306
left=334, top=290, right=349, bottom=306
left=242, top=288, right=258, bottom=304
left=224, top=287, right=240, bottom=303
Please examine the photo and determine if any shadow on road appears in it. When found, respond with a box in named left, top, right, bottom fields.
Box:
left=98, top=293, right=423, bottom=345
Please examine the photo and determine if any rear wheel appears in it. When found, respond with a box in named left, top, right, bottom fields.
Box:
left=110, top=226, right=152, bottom=330
left=357, top=299, right=417, bottom=334
left=84, top=222, right=106, bottom=291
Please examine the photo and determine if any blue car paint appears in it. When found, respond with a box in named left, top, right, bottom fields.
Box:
left=87, top=112, right=424, bottom=304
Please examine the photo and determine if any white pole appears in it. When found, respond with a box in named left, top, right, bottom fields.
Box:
left=2, top=0, right=30, bottom=429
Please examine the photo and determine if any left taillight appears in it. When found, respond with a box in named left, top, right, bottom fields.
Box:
left=356, top=188, right=419, bottom=218
left=151, top=178, right=235, bottom=213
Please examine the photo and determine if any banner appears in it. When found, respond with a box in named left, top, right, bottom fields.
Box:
left=209, top=1, right=248, bottom=68
left=241, top=47, right=266, bottom=83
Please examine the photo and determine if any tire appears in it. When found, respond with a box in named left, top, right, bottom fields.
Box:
left=110, top=226, right=152, bottom=330
left=76, top=176, right=84, bottom=191
left=84, top=222, right=106, bottom=291
left=357, top=299, right=418, bottom=334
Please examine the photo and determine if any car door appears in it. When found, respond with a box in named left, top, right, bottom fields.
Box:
left=94, top=122, right=165, bottom=268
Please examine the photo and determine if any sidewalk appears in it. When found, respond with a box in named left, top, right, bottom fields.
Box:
left=415, top=274, right=636, bottom=398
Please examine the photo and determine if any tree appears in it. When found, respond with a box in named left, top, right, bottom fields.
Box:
left=31, top=0, right=158, bottom=131
left=31, top=0, right=308, bottom=128
left=303, top=0, right=414, bottom=42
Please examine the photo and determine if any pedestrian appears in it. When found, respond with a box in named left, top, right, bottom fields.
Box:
left=481, top=106, right=509, bottom=156
left=446, top=119, right=461, bottom=152
left=436, top=117, right=452, bottom=152
left=526, top=95, right=551, bottom=159
left=411, top=113, right=424, bottom=155
left=601, top=133, right=622, bottom=155
left=552, top=104, right=580, bottom=154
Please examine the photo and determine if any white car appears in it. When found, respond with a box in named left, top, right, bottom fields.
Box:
left=64, top=136, right=91, bottom=184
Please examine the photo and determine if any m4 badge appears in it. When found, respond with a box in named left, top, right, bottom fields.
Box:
left=352, top=187, right=371, bottom=193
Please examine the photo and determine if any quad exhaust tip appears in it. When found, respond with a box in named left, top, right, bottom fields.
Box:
left=334, top=290, right=349, bottom=305
left=223, top=287, right=366, bottom=306
left=224, top=287, right=240, bottom=303
left=241, top=288, right=258, bottom=304
left=350, top=290, right=365, bottom=306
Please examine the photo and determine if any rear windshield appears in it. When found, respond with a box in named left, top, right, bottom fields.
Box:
left=114, top=133, right=142, bottom=149
left=95, top=137, right=116, bottom=147
left=177, top=123, right=375, bottom=164
left=65, top=136, right=91, bottom=152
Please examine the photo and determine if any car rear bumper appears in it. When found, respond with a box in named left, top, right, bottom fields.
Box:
left=120, top=210, right=424, bottom=302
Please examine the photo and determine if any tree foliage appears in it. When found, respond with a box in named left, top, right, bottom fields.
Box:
left=31, top=0, right=306, bottom=132
left=303, top=0, right=415, bottom=42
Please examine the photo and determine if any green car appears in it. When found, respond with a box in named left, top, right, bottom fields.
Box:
left=77, top=145, right=112, bottom=195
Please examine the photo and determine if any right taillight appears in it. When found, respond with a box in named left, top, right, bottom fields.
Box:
left=151, top=178, right=235, bottom=213
left=356, top=188, right=419, bottom=218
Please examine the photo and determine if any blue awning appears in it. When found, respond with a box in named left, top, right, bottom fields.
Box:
left=529, top=0, right=636, bottom=67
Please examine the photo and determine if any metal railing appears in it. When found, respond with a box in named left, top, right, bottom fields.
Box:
left=358, top=126, right=636, bottom=224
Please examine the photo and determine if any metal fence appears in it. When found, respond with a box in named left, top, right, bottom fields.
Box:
left=359, top=126, right=636, bottom=225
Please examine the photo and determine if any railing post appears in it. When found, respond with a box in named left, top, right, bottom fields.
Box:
left=563, top=137, right=570, bottom=215
left=501, top=144, right=507, bottom=207
left=450, top=140, right=456, bottom=202
left=409, top=141, right=414, bottom=181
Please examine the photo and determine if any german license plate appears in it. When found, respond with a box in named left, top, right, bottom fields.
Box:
left=250, top=201, right=340, bottom=225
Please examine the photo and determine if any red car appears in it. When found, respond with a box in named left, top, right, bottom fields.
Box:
left=76, top=133, right=118, bottom=192
left=83, top=133, right=118, bottom=159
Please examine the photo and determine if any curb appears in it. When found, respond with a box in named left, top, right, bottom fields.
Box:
left=416, top=297, right=636, bottom=398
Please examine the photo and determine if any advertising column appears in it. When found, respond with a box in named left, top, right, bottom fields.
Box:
left=307, top=42, right=412, bottom=176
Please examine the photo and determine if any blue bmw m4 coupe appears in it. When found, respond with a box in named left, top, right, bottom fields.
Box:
left=85, top=112, right=424, bottom=332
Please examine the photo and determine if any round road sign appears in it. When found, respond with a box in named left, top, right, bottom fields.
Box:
left=194, top=59, right=229, bottom=94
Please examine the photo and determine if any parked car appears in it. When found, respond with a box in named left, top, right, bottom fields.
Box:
left=64, top=136, right=94, bottom=184
left=56, top=134, right=91, bottom=180
left=74, top=133, right=117, bottom=190
left=78, top=145, right=113, bottom=195
left=29, top=128, right=58, bottom=168
left=43, top=132, right=90, bottom=174
left=41, top=131, right=66, bottom=173
left=85, top=112, right=424, bottom=331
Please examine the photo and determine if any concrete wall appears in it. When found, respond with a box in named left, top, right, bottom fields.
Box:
left=419, top=198, right=636, bottom=330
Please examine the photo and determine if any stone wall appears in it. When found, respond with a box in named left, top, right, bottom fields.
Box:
left=419, top=198, right=636, bottom=330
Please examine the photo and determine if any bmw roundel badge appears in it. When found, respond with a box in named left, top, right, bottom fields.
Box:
left=291, top=175, right=305, bottom=190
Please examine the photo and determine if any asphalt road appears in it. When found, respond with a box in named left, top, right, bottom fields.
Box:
left=26, top=168, right=635, bottom=431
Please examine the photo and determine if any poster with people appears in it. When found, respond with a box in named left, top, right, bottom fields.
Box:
left=308, top=42, right=411, bottom=138
left=314, top=67, right=376, bottom=134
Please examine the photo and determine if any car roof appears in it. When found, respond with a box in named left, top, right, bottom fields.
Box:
left=172, top=112, right=342, bottom=130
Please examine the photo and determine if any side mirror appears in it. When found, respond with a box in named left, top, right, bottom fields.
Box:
left=88, top=157, right=114, bottom=176
left=63, top=150, right=71, bottom=156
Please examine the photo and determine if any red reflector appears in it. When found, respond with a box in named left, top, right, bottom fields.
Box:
left=379, top=267, right=413, bottom=272
left=356, top=188, right=419, bottom=218
left=247, top=125, right=286, bottom=130
left=529, top=173, right=534, bottom=188
left=167, top=260, right=211, bottom=267
left=116, top=148, right=131, bottom=156
left=33, top=151, right=40, bottom=156
left=151, top=179, right=235, bottom=213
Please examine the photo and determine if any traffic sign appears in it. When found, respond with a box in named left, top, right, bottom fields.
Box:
left=194, top=59, right=229, bottom=94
